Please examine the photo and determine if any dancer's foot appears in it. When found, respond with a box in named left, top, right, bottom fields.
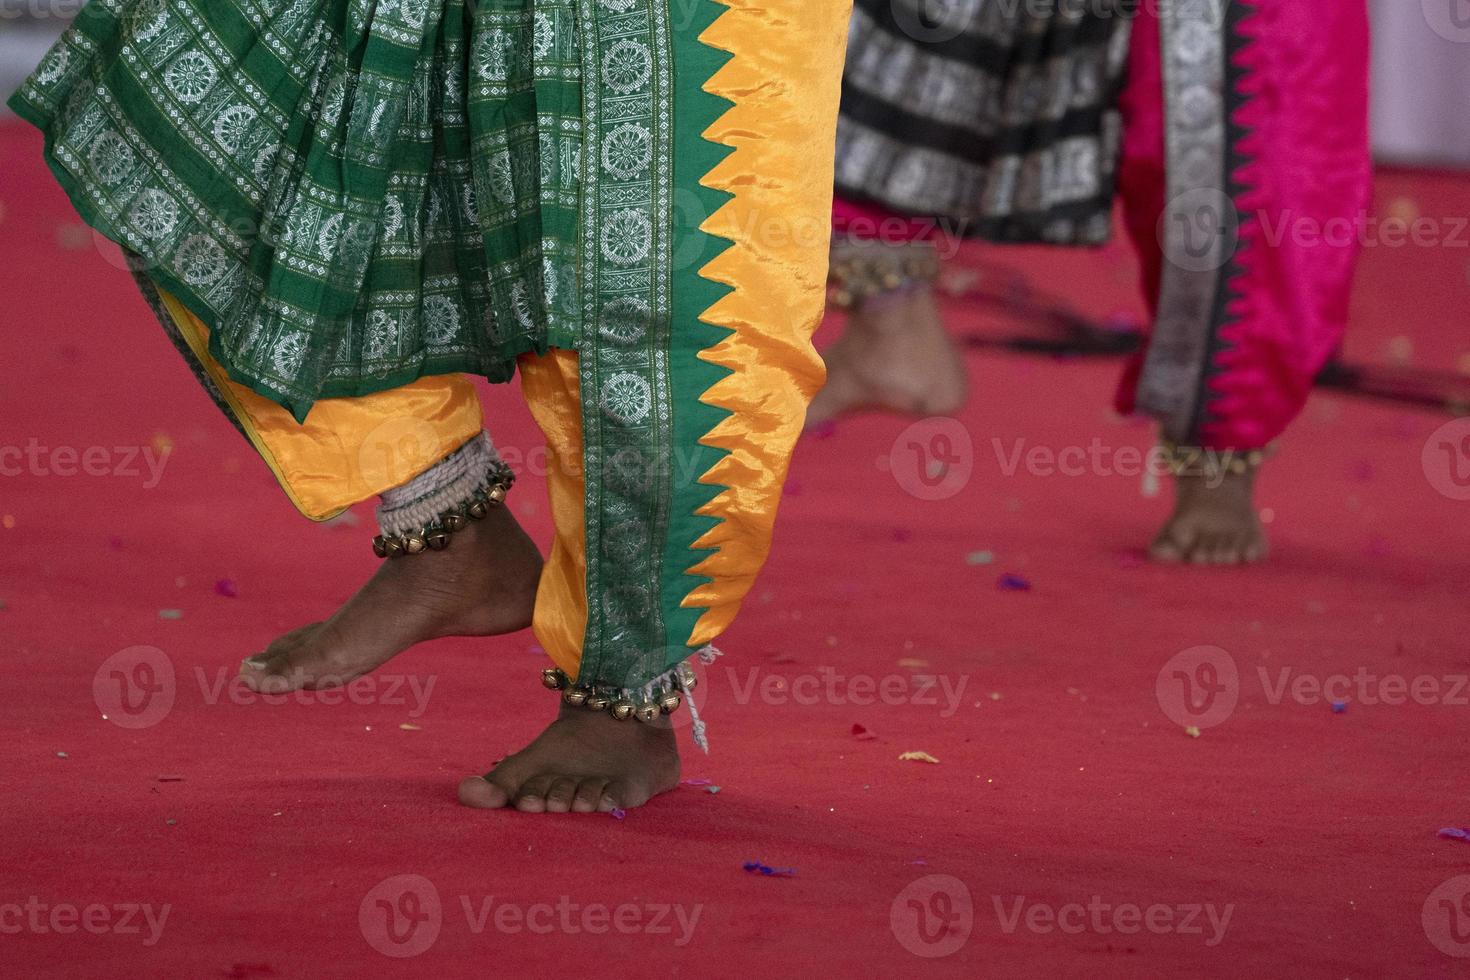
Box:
left=1150, top=467, right=1268, bottom=565
left=458, top=704, right=681, bottom=813
left=239, top=507, right=542, bottom=693
left=807, top=284, right=968, bottom=426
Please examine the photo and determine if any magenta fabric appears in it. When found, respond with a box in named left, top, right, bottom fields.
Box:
left=834, top=2, right=1372, bottom=453
left=1115, top=0, right=1373, bottom=450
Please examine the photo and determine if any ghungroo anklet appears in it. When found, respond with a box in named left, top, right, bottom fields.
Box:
left=828, top=238, right=941, bottom=309
left=372, top=433, right=515, bottom=558
left=1161, top=440, right=1276, bottom=479
left=540, top=661, right=699, bottom=724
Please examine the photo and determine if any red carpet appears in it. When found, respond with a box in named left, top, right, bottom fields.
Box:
left=3, top=121, right=1469, bottom=977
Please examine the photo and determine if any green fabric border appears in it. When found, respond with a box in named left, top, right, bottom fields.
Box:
left=657, top=0, right=737, bottom=655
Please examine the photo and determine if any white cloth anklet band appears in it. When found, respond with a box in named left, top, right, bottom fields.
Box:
left=376, top=432, right=505, bottom=538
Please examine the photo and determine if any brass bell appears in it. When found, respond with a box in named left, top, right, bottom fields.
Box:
left=541, top=667, right=569, bottom=690
left=403, top=535, right=428, bottom=555
left=563, top=687, right=591, bottom=708
left=372, top=535, right=389, bottom=558
left=675, top=663, right=697, bottom=691
left=426, top=530, right=451, bottom=550
left=443, top=513, right=468, bottom=533
left=383, top=537, right=405, bottom=557
left=487, top=484, right=508, bottom=504
left=658, top=690, right=683, bottom=714
left=609, top=699, right=636, bottom=721
left=466, top=499, right=489, bottom=520
left=634, top=702, right=661, bottom=724
left=585, top=694, right=611, bottom=712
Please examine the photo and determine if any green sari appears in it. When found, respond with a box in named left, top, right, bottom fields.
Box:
left=10, top=0, right=728, bottom=422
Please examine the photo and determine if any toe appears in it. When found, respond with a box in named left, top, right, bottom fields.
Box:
left=544, top=777, right=579, bottom=814
left=1149, top=521, right=1194, bottom=563
left=1243, top=534, right=1269, bottom=564
left=458, top=776, right=511, bottom=809
left=602, top=779, right=651, bottom=812
left=514, top=775, right=556, bottom=813
left=1188, top=533, right=1218, bottom=565
left=1214, top=537, right=1245, bottom=565
left=238, top=654, right=300, bottom=694
left=572, top=779, right=609, bottom=813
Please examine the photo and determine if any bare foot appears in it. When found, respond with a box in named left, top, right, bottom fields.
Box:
left=807, top=283, right=968, bottom=426
left=1150, top=466, right=1269, bottom=565
left=239, top=506, right=542, bottom=693
left=458, top=704, right=681, bottom=813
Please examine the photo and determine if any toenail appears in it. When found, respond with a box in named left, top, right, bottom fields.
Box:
left=242, top=656, right=269, bottom=670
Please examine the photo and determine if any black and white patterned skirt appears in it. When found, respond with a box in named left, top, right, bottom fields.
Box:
left=835, top=0, right=1134, bottom=245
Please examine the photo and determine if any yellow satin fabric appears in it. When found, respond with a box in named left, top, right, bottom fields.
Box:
left=516, top=349, right=589, bottom=677
left=156, top=290, right=484, bottom=521
left=679, top=0, right=853, bottom=646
